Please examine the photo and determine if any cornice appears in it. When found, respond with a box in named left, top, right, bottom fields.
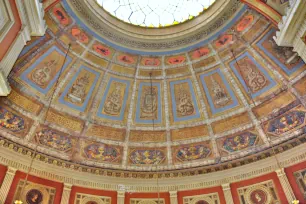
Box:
left=0, top=134, right=305, bottom=192
left=64, top=0, right=244, bottom=53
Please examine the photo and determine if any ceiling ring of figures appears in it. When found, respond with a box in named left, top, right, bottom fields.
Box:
left=1, top=0, right=306, bottom=172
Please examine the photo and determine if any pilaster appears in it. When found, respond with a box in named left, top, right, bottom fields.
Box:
left=221, top=183, right=234, bottom=204
left=0, top=26, right=29, bottom=77
left=275, top=168, right=296, bottom=202
left=60, top=183, right=72, bottom=204
left=0, top=166, right=17, bottom=203
left=169, top=191, right=178, bottom=204
left=117, top=191, right=125, bottom=204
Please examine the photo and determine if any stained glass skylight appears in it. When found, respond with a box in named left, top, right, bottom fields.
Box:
left=96, top=0, right=216, bottom=27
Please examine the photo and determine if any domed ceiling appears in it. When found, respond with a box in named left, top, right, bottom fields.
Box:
left=1, top=0, right=306, bottom=174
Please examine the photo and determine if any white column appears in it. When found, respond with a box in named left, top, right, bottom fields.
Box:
left=0, top=167, right=17, bottom=203
left=222, top=183, right=234, bottom=204
left=275, top=168, right=296, bottom=202
left=60, top=183, right=72, bottom=204
left=117, top=191, right=125, bottom=204
left=23, top=0, right=47, bottom=36
left=169, top=191, right=178, bottom=204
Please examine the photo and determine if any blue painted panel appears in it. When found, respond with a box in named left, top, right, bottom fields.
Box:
left=20, top=45, right=72, bottom=94
left=170, top=79, right=201, bottom=122
left=229, top=52, right=276, bottom=98
left=200, top=69, right=239, bottom=114
left=257, top=29, right=304, bottom=76
left=58, top=65, right=100, bottom=112
left=97, top=77, right=130, bottom=121
left=135, top=82, right=162, bottom=124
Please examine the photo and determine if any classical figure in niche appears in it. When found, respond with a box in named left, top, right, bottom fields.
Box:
left=68, top=73, right=90, bottom=103
left=210, top=76, right=229, bottom=107
left=269, top=39, right=300, bottom=65
left=103, top=83, right=122, bottom=115
left=249, top=189, right=267, bottom=204
left=176, top=84, right=194, bottom=116
left=237, top=58, right=267, bottom=93
left=26, top=189, right=43, bottom=204
left=140, top=87, right=158, bottom=119
left=31, top=60, right=58, bottom=87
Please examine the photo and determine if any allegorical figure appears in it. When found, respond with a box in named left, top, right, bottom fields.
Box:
left=210, top=76, right=230, bottom=107
left=140, top=87, right=158, bottom=119
left=103, top=83, right=122, bottom=115
left=238, top=58, right=267, bottom=93
left=68, top=73, right=90, bottom=103
left=31, top=60, right=58, bottom=87
left=176, top=84, right=194, bottom=117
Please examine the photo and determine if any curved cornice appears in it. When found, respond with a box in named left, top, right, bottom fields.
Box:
left=0, top=134, right=305, bottom=191
left=64, top=0, right=245, bottom=54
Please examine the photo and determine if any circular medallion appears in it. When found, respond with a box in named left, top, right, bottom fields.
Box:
left=249, top=189, right=268, bottom=204
left=195, top=200, right=209, bottom=204
left=26, top=189, right=43, bottom=204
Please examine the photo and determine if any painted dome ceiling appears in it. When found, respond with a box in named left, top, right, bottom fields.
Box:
left=1, top=0, right=306, bottom=174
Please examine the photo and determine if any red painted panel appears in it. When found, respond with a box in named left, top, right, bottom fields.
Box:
left=0, top=164, right=8, bottom=186
left=5, top=171, right=63, bottom=204
left=230, top=172, right=287, bottom=204
left=69, top=186, right=117, bottom=204
left=125, top=192, right=170, bottom=204
left=0, top=0, right=22, bottom=60
left=177, top=186, right=226, bottom=204
left=285, top=161, right=306, bottom=201
left=240, top=0, right=281, bottom=26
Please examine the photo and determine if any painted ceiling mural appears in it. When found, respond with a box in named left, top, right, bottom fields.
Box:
left=0, top=0, right=305, bottom=172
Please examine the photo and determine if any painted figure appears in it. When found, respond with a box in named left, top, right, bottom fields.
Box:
left=53, top=8, right=69, bottom=25
left=143, top=58, right=160, bottom=66
left=167, top=56, right=186, bottom=65
left=176, top=84, right=194, bottom=117
left=236, top=15, right=254, bottom=32
left=130, top=150, right=165, bottom=165
left=191, top=48, right=210, bottom=59
left=176, top=145, right=211, bottom=161
left=223, top=132, right=257, bottom=152
left=31, top=60, right=57, bottom=87
left=238, top=58, right=267, bottom=93
left=118, top=55, right=135, bottom=64
left=103, top=83, right=122, bottom=115
left=36, top=129, right=72, bottom=152
left=268, top=111, right=305, bottom=135
left=140, top=87, right=158, bottom=119
left=71, top=27, right=89, bottom=44
left=215, top=34, right=233, bottom=48
left=84, top=144, right=119, bottom=162
left=68, top=73, right=90, bottom=103
left=250, top=189, right=267, bottom=204
left=93, top=44, right=111, bottom=56
left=210, top=76, right=230, bottom=106
left=26, top=189, right=43, bottom=204
left=0, top=106, right=25, bottom=132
